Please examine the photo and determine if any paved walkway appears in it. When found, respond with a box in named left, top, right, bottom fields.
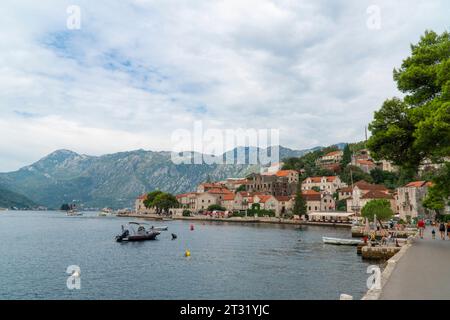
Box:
left=380, top=227, right=450, bottom=300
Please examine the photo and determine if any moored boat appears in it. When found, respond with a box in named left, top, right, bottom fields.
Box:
left=67, top=210, right=83, bottom=216
left=116, top=222, right=160, bottom=242
left=150, top=225, right=168, bottom=231
left=322, top=237, right=362, bottom=246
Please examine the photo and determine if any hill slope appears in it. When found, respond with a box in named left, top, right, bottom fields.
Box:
left=0, top=145, right=329, bottom=209
left=0, top=186, right=36, bottom=209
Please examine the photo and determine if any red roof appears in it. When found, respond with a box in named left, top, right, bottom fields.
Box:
left=222, top=194, right=235, bottom=201
left=275, top=170, right=298, bottom=177
left=404, top=181, right=432, bottom=188
left=207, top=188, right=233, bottom=195
left=361, top=190, right=394, bottom=200
left=255, top=195, right=273, bottom=203
left=275, top=196, right=292, bottom=202
left=324, top=151, right=342, bottom=157
left=354, top=180, right=388, bottom=191
left=136, top=194, right=148, bottom=200
left=306, top=176, right=338, bottom=183
left=356, top=159, right=375, bottom=166
left=303, top=189, right=321, bottom=195
left=301, top=191, right=321, bottom=201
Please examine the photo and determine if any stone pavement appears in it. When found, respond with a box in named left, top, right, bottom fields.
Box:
left=380, top=227, right=450, bottom=300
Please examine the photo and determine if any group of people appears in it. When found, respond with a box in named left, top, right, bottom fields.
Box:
left=417, top=219, right=450, bottom=240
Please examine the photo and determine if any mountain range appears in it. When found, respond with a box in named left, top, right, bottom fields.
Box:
left=0, top=144, right=344, bottom=209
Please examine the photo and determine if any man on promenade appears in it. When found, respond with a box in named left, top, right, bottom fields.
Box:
left=418, top=219, right=425, bottom=239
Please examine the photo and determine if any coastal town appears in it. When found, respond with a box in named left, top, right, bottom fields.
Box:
left=134, top=147, right=449, bottom=225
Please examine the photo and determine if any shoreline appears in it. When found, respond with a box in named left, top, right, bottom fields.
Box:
left=117, top=213, right=352, bottom=228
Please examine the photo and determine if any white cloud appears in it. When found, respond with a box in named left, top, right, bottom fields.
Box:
left=0, top=0, right=449, bottom=171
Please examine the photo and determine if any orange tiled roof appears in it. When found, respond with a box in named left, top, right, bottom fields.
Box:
left=324, top=151, right=342, bottom=157
left=306, top=176, right=338, bottom=183
left=207, top=188, right=233, bottom=194
left=255, top=195, right=273, bottom=203
left=301, top=191, right=321, bottom=201
left=356, top=159, right=376, bottom=166
left=354, top=180, right=388, bottom=191
left=275, top=170, right=297, bottom=177
left=275, top=196, right=292, bottom=202
left=137, top=194, right=148, bottom=200
left=361, top=190, right=394, bottom=200
left=404, top=181, right=432, bottom=188
left=222, top=194, right=235, bottom=201
left=303, top=189, right=321, bottom=195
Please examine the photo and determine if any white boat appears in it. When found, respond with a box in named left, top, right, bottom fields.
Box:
left=322, top=237, right=362, bottom=246
left=150, top=225, right=168, bottom=231
left=67, top=210, right=83, bottom=216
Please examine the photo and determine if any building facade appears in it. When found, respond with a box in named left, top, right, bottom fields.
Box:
left=396, top=181, right=432, bottom=220
left=302, top=176, right=345, bottom=194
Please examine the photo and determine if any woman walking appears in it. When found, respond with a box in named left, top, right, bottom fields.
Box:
left=439, top=221, right=446, bottom=240
left=446, top=221, right=450, bottom=240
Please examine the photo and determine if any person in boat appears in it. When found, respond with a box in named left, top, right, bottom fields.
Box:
left=137, top=225, right=146, bottom=235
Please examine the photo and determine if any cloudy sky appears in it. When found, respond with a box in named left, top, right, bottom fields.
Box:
left=0, top=0, right=449, bottom=171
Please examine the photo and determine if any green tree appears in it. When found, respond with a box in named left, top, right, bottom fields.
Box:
left=207, top=204, right=226, bottom=211
left=368, top=30, right=450, bottom=170
left=370, top=168, right=401, bottom=189
left=341, top=144, right=352, bottom=167
left=293, top=182, right=307, bottom=216
left=361, top=199, right=394, bottom=222
left=60, top=203, right=70, bottom=211
left=336, top=199, right=347, bottom=212
left=423, top=162, right=450, bottom=216
left=143, top=190, right=163, bottom=208
left=152, top=193, right=179, bottom=214
left=236, top=184, right=246, bottom=192
left=340, top=165, right=373, bottom=185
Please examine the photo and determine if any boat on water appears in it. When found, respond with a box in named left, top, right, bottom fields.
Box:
left=322, top=237, right=362, bottom=246
left=115, top=222, right=160, bottom=242
left=67, top=210, right=83, bottom=216
left=150, top=225, right=168, bottom=231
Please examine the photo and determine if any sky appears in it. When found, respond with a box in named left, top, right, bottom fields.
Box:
left=0, top=0, right=449, bottom=172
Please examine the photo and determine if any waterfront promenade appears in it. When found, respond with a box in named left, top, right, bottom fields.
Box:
left=380, top=228, right=450, bottom=300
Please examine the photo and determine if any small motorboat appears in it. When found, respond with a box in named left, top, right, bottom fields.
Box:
left=67, top=210, right=83, bottom=216
left=322, top=237, right=362, bottom=246
left=150, top=225, right=168, bottom=231
left=116, top=222, right=160, bottom=242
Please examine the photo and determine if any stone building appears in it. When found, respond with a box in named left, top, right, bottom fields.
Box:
left=396, top=181, right=433, bottom=220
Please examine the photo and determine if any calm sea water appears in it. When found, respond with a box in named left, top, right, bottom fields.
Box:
left=0, top=211, right=373, bottom=300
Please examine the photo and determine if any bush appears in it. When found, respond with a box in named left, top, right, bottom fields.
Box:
left=230, top=211, right=246, bottom=218
left=247, top=209, right=276, bottom=217
left=182, top=210, right=192, bottom=217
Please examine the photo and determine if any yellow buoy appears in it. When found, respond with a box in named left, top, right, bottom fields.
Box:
left=185, top=250, right=191, bottom=257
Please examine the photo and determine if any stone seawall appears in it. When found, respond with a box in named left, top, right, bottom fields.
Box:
left=361, top=236, right=416, bottom=300
left=361, top=246, right=401, bottom=260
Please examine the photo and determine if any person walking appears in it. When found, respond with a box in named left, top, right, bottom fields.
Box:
left=446, top=221, right=450, bottom=240
left=418, top=219, right=425, bottom=239
left=439, top=221, right=446, bottom=240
